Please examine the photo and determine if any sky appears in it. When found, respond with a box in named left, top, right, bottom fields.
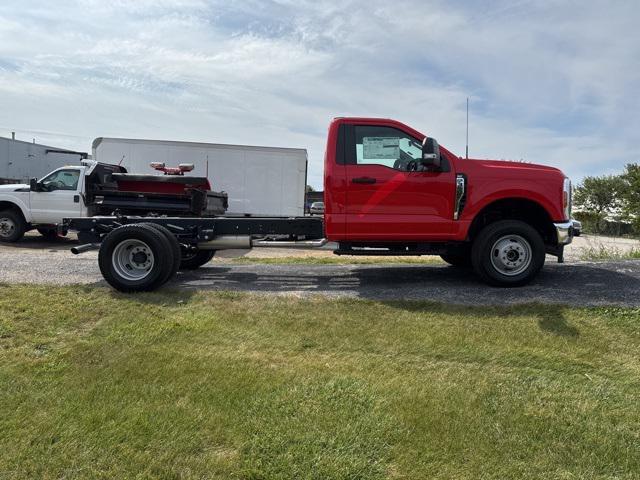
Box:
left=0, top=0, right=638, bottom=189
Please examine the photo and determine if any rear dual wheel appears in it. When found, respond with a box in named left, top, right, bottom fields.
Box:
left=99, top=224, right=179, bottom=292
left=180, top=249, right=215, bottom=270
left=142, top=223, right=181, bottom=282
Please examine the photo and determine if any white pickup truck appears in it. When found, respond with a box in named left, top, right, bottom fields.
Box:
left=0, top=164, right=87, bottom=241
left=0, top=161, right=227, bottom=242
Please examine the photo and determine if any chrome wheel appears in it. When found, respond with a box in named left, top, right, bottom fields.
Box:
left=0, top=217, right=16, bottom=239
left=490, top=234, right=532, bottom=276
left=112, top=239, right=155, bottom=281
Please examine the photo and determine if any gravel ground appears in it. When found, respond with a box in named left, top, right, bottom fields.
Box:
left=0, top=232, right=639, bottom=305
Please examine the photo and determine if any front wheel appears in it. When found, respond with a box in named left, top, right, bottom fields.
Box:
left=471, top=220, right=545, bottom=287
left=37, top=228, right=67, bottom=240
left=0, top=210, right=27, bottom=243
left=440, top=248, right=472, bottom=267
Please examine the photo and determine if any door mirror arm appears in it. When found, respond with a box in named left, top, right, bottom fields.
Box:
left=421, top=137, right=442, bottom=171
left=29, top=178, right=42, bottom=192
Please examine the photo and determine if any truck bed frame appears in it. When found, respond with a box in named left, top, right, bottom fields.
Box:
left=67, top=215, right=324, bottom=245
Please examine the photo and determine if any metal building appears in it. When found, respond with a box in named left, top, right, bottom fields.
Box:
left=0, top=134, right=87, bottom=184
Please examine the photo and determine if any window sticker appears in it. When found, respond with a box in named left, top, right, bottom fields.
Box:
left=363, top=137, right=400, bottom=160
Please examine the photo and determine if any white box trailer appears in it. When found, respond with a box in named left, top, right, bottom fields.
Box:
left=92, top=137, right=308, bottom=216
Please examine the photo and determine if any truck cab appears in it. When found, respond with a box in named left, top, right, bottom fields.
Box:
left=28, top=166, right=86, bottom=224
left=0, top=165, right=88, bottom=241
left=323, top=117, right=573, bottom=285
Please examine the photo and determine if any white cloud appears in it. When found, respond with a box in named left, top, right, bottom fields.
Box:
left=0, top=0, right=638, bottom=188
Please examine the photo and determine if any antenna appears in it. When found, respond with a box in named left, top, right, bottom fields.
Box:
left=465, top=97, right=469, bottom=160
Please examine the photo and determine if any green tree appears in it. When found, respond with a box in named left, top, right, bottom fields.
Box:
left=306, top=185, right=315, bottom=193
left=621, top=163, right=640, bottom=231
left=573, top=175, right=626, bottom=233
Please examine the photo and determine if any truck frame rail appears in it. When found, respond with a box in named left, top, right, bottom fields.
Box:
left=65, top=214, right=324, bottom=245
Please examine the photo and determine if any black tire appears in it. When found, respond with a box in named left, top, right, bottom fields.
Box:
left=471, top=220, right=545, bottom=287
left=141, top=223, right=181, bottom=282
left=98, top=224, right=174, bottom=292
left=180, top=249, right=215, bottom=270
left=440, top=249, right=472, bottom=267
left=0, top=209, right=27, bottom=243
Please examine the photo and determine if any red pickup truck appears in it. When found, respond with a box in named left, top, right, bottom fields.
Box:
left=66, top=117, right=573, bottom=292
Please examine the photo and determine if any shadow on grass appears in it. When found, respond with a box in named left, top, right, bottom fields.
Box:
left=80, top=281, right=200, bottom=306
left=537, top=307, right=579, bottom=337
left=386, top=301, right=580, bottom=338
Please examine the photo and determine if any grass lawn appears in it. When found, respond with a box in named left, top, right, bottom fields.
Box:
left=1, top=285, right=639, bottom=479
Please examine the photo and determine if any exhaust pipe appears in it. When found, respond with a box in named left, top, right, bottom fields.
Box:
left=198, top=235, right=252, bottom=250
left=71, top=243, right=100, bottom=255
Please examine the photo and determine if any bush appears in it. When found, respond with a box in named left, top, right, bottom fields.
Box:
left=573, top=211, right=636, bottom=237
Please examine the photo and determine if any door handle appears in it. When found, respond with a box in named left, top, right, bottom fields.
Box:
left=351, top=177, right=377, bottom=184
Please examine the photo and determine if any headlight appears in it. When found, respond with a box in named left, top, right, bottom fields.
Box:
left=563, top=177, right=572, bottom=219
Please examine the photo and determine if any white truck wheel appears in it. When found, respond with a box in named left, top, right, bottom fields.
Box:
left=0, top=210, right=27, bottom=243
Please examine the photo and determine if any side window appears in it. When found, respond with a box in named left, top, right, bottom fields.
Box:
left=354, top=126, right=422, bottom=171
left=41, top=169, right=80, bottom=191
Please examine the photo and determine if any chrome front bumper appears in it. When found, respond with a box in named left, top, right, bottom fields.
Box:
left=554, top=221, right=574, bottom=245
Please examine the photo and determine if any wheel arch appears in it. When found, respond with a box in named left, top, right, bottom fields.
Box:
left=466, top=197, right=557, bottom=246
left=0, top=199, right=30, bottom=223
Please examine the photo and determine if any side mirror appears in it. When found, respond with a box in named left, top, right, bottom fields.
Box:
left=29, top=178, right=40, bottom=192
left=422, top=137, right=441, bottom=170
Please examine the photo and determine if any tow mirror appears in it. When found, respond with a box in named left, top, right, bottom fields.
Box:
left=29, top=178, right=40, bottom=192
left=422, top=137, right=441, bottom=170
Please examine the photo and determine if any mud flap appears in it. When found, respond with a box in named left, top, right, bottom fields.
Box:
left=545, top=244, right=565, bottom=263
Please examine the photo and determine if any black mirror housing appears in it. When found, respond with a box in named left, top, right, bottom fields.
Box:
left=422, top=137, right=441, bottom=170
left=29, top=178, right=40, bottom=192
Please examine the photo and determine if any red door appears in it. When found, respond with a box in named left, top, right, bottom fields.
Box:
left=343, top=123, right=456, bottom=241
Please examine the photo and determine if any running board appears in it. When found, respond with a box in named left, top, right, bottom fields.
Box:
left=334, top=244, right=449, bottom=256
left=252, top=239, right=328, bottom=249
left=333, top=249, right=436, bottom=256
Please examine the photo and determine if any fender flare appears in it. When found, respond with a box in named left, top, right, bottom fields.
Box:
left=465, top=190, right=560, bottom=223
left=0, top=194, right=32, bottom=223
left=461, top=193, right=557, bottom=241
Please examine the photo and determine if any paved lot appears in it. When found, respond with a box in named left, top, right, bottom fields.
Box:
left=0, top=233, right=639, bottom=305
left=178, top=261, right=640, bottom=306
